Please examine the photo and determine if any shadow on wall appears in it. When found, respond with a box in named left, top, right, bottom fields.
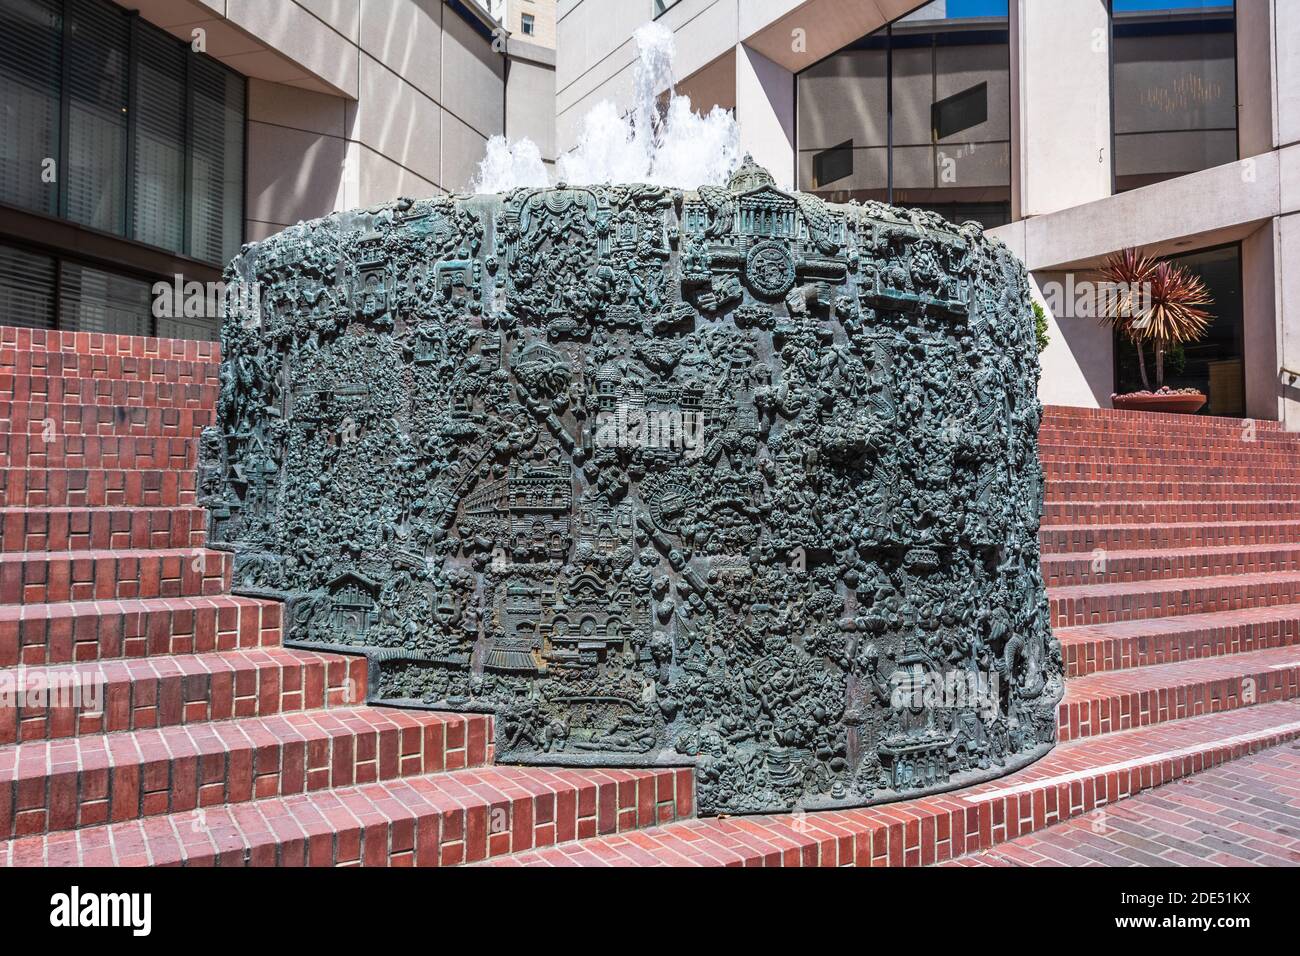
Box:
left=1031, top=270, right=1114, bottom=408
left=245, top=118, right=349, bottom=242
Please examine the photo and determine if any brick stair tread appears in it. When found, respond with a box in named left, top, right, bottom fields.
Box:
left=0, top=504, right=202, bottom=514
left=1040, top=423, right=1296, bottom=437
left=943, top=743, right=1300, bottom=867
left=0, top=593, right=273, bottom=626
left=1043, top=466, right=1300, bottom=480
left=1044, top=542, right=1300, bottom=563
left=1039, top=449, right=1300, bottom=464
left=1041, top=406, right=1279, bottom=428
left=0, top=329, right=219, bottom=361
left=0, top=647, right=363, bottom=742
left=0, top=706, right=460, bottom=782
left=1048, top=569, right=1300, bottom=601
left=1046, top=482, right=1300, bottom=497
left=1041, top=442, right=1300, bottom=457
left=1043, top=502, right=1300, bottom=524
left=0, top=505, right=205, bottom=552
left=1062, top=644, right=1300, bottom=702
left=0, top=705, right=490, bottom=838
left=0, top=435, right=198, bottom=467
left=1055, top=602, right=1300, bottom=678
left=1045, top=498, right=1300, bottom=508
left=0, top=402, right=213, bottom=438
left=0, top=545, right=215, bottom=561
left=0, top=763, right=694, bottom=867
left=1044, top=519, right=1300, bottom=535
left=486, top=701, right=1300, bottom=867
left=1040, top=520, right=1300, bottom=551
left=0, top=356, right=218, bottom=386
left=0, top=466, right=195, bottom=479
left=1054, top=601, right=1300, bottom=647
left=1041, top=542, right=1300, bottom=583
left=0, top=467, right=198, bottom=507
left=0, top=594, right=281, bottom=667
left=0, top=373, right=219, bottom=407
left=0, top=644, right=347, bottom=683
left=0, top=547, right=228, bottom=605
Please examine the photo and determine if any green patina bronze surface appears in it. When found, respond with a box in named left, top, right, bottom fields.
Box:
left=200, top=159, right=1063, bottom=815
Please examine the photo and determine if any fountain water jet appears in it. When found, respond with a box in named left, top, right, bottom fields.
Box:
left=473, top=21, right=742, bottom=193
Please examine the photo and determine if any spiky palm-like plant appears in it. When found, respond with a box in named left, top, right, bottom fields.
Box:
left=1097, top=247, right=1213, bottom=391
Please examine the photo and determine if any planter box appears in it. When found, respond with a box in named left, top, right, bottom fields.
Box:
left=1112, top=391, right=1207, bottom=414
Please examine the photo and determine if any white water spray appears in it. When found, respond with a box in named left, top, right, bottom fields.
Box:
left=472, top=136, right=550, bottom=193
left=470, top=21, right=742, bottom=193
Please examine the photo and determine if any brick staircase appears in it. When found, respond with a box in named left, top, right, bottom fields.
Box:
left=0, top=328, right=691, bottom=867
left=0, top=328, right=1296, bottom=867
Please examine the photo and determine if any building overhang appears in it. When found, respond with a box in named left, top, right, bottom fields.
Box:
left=739, top=0, right=925, bottom=73
left=989, top=144, right=1300, bottom=273
left=118, top=0, right=360, bottom=97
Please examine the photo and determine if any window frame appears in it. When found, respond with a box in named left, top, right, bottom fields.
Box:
left=793, top=2, right=1013, bottom=228
left=0, top=0, right=247, bottom=268
left=1106, top=0, right=1240, bottom=195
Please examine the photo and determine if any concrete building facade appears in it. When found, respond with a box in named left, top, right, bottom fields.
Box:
left=491, top=0, right=557, bottom=48
left=557, top=0, right=1300, bottom=428
left=0, top=0, right=556, bottom=339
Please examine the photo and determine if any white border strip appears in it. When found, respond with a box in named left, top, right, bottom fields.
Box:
left=963, top=719, right=1300, bottom=803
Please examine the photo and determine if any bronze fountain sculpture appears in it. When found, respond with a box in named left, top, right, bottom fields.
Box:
left=201, top=158, right=1062, bottom=815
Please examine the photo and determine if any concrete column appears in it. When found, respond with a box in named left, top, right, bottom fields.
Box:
left=1280, top=212, right=1300, bottom=429
left=1241, top=219, right=1281, bottom=422
left=1236, top=0, right=1276, bottom=158
left=1032, top=269, right=1114, bottom=408
left=1277, top=0, right=1300, bottom=149
left=1242, top=213, right=1300, bottom=430
left=735, top=43, right=796, bottom=190
left=1010, top=0, right=1112, bottom=219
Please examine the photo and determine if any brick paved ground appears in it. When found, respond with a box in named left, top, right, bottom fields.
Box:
left=946, top=742, right=1300, bottom=867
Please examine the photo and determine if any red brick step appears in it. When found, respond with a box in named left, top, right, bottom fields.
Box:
left=0, top=401, right=212, bottom=438
left=0, top=467, right=197, bottom=507
left=1043, top=499, right=1297, bottom=526
left=0, top=648, right=365, bottom=744
left=0, top=707, right=491, bottom=839
left=1048, top=570, right=1300, bottom=628
left=0, top=548, right=230, bottom=605
left=0, top=328, right=218, bottom=364
left=489, top=701, right=1300, bottom=867
left=1044, top=461, right=1300, bottom=482
left=0, top=506, right=205, bottom=552
left=0, top=348, right=218, bottom=387
left=945, top=742, right=1300, bottom=867
left=1040, top=445, right=1300, bottom=466
left=1040, top=520, right=1300, bottom=555
left=1056, top=645, right=1300, bottom=742
left=0, top=595, right=281, bottom=667
left=1041, top=543, right=1300, bottom=588
left=0, top=374, right=219, bottom=411
left=1041, top=406, right=1280, bottom=433
left=0, top=434, right=197, bottom=471
left=1045, top=480, right=1300, bottom=502
left=0, top=763, right=693, bottom=867
left=1055, top=603, right=1300, bottom=678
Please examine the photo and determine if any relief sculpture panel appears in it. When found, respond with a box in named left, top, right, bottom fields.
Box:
left=202, top=159, right=1063, bottom=815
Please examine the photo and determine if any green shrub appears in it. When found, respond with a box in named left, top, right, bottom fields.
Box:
left=1032, top=300, right=1049, bottom=353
